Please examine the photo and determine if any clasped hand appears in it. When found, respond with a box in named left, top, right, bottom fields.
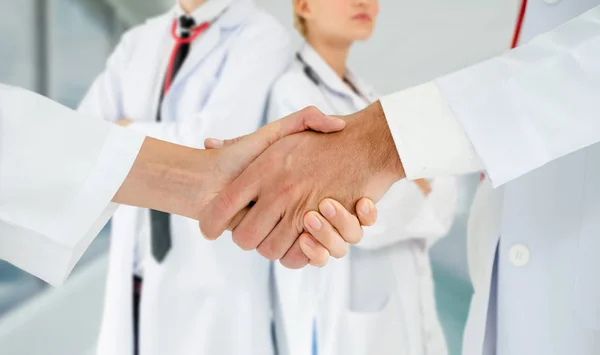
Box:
left=199, top=104, right=403, bottom=268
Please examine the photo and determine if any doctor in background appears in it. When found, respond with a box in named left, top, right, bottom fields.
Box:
left=266, top=1, right=457, bottom=354
left=78, top=0, right=293, bottom=354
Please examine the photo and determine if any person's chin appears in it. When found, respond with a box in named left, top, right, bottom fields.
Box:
left=351, top=29, right=374, bottom=41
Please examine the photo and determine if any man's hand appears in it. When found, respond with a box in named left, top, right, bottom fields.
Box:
left=205, top=122, right=379, bottom=268
left=114, top=107, right=347, bottom=227
left=198, top=102, right=404, bottom=267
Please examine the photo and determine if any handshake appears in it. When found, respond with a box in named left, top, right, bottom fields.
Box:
left=114, top=102, right=405, bottom=268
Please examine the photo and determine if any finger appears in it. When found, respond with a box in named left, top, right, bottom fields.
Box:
left=280, top=239, right=310, bottom=269
left=231, top=198, right=282, bottom=251
left=317, top=199, right=363, bottom=245
left=257, top=213, right=301, bottom=261
left=222, top=107, right=344, bottom=162
left=226, top=206, right=250, bottom=231
left=204, top=136, right=246, bottom=149
left=201, top=108, right=345, bottom=240
left=299, top=234, right=330, bottom=267
left=200, top=174, right=262, bottom=240
left=201, top=206, right=250, bottom=239
left=303, top=211, right=349, bottom=259
left=355, top=198, right=378, bottom=227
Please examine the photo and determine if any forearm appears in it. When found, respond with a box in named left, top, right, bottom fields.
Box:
left=112, top=137, right=213, bottom=220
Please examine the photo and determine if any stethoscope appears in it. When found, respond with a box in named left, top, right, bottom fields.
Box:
left=295, top=52, right=371, bottom=111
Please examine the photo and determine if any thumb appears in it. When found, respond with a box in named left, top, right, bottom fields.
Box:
left=204, top=136, right=245, bottom=149
left=205, top=106, right=345, bottom=151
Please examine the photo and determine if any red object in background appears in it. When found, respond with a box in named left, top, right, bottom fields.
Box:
left=511, top=0, right=528, bottom=49
left=163, top=20, right=210, bottom=95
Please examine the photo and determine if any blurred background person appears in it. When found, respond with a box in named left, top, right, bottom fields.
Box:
left=77, top=0, right=292, bottom=354
left=268, top=1, right=458, bottom=355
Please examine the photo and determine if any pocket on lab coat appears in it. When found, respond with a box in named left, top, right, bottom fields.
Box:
left=334, top=296, right=407, bottom=355
left=573, top=146, right=600, bottom=331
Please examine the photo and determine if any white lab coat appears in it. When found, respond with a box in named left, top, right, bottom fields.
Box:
left=78, top=1, right=291, bottom=354
left=379, top=2, right=600, bottom=354
left=0, top=85, right=145, bottom=286
left=461, top=1, right=600, bottom=355
left=267, top=44, right=458, bottom=355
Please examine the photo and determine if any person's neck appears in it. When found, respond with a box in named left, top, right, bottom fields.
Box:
left=306, top=35, right=351, bottom=79
left=180, top=0, right=207, bottom=13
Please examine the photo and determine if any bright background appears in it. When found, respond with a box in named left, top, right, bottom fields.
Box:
left=0, top=0, right=520, bottom=354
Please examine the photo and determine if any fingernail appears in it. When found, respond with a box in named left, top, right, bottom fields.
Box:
left=321, top=201, right=336, bottom=219
left=307, top=214, right=322, bottom=230
left=359, top=202, right=370, bottom=216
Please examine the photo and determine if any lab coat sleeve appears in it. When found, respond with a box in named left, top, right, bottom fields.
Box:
left=129, top=20, right=292, bottom=146
left=381, top=5, right=600, bottom=187
left=77, top=28, right=138, bottom=121
left=0, top=85, right=145, bottom=286
left=358, top=177, right=458, bottom=250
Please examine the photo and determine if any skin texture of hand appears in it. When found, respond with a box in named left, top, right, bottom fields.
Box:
left=205, top=135, right=379, bottom=268
left=113, top=108, right=370, bottom=267
left=199, top=102, right=405, bottom=268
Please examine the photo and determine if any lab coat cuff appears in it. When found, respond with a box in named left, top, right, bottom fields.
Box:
left=380, top=82, right=484, bottom=179
left=43, top=126, right=145, bottom=285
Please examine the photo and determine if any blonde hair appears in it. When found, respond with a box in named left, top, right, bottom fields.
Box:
left=293, top=2, right=308, bottom=37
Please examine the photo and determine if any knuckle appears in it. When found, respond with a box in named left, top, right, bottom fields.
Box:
left=232, top=228, right=258, bottom=251
left=281, top=253, right=309, bottom=269
left=215, top=190, right=235, bottom=215
left=257, top=241, right=283, bottom=261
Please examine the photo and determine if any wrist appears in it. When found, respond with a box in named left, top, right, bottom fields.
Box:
left=113, top=137, right=212, bottom=219
left=348, top=101, right=405, bottom=181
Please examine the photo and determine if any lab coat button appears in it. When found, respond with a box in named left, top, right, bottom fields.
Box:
left=543, top=0, right=560, bottom=5
left=508, top=244, right=530, bottom=267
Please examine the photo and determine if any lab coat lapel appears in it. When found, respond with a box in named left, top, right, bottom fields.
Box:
left=168, top=26, right=221, bottom=93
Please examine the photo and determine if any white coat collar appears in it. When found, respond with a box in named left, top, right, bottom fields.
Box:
left=175, top=0, right=233, bottom=26
left=297, top=43, right=377, bottom=104
left=170, top=0, right=252, bottom=29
